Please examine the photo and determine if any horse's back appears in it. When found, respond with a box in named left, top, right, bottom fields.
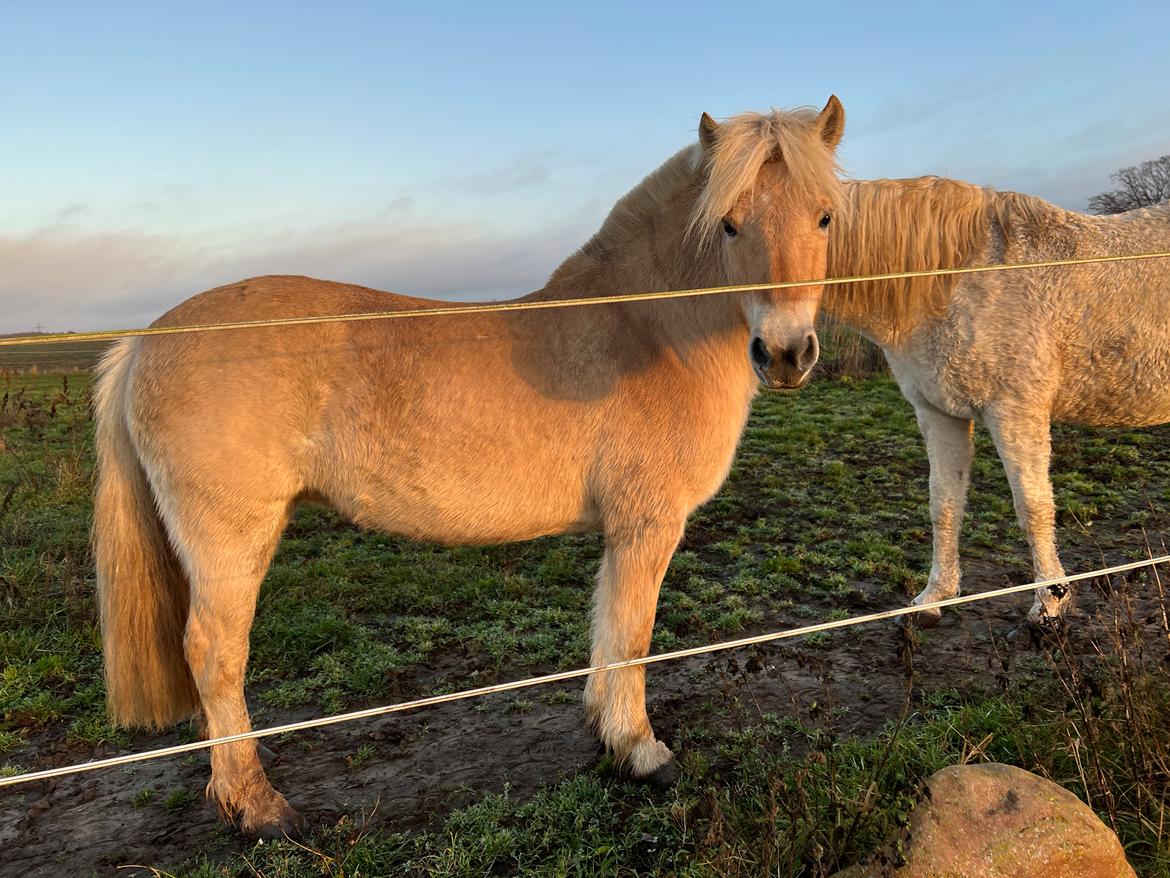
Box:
left=910, top=200, right=1170, bottom=426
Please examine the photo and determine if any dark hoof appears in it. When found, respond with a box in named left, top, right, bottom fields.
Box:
left=899, top=606, right=941, bottom=629
left=1010, top=616, right=1066, bottom=649
left=638, top=758, right=681, bottom=789
left=1008, top=623, right=1040, bottom=649
left=241, top=801, right=305, bottom=842
left=249, top=814, right=303, bottom=842
left=1028, top=613, right=1069, bottom=639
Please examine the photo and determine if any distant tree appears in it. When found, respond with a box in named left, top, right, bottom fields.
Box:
left=1088, top=155, right=1170, bottom=214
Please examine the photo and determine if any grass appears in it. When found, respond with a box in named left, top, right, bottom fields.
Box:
left=3, top=368, right=1170, bottom=875
left=170, top=668, right=1170, bottom=877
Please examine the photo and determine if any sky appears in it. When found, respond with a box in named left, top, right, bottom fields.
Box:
left=2, top=1, right=1168, bottom=333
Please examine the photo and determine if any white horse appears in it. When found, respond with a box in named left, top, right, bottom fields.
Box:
left=824, top=176, right=1170, bottom=624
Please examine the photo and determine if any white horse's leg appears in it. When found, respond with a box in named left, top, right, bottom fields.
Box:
left=985, top=410, right=1070, bottom=624
left=584, top=523, right=681, bottom=783
left=910, top=404, right=975, bottom=624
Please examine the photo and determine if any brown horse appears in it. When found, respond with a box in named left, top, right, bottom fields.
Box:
left=93, top=98, right=845, bottom=837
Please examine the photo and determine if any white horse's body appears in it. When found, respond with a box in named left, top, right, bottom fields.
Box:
left=826, top=177, right=1170, bottom=622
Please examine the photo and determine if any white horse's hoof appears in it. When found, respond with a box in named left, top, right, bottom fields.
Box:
left=904, top=605, right=942, bottom=628
left=1027, top=603, right=1069, bottom=631
left=907, top=590, right=946, bottom=627
left=1027, top=584, right=1073, bottom=630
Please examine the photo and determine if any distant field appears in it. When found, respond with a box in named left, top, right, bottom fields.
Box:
left=1, top=370, right=1168, bottom=877
left=0, top=336, right=112, bottom=374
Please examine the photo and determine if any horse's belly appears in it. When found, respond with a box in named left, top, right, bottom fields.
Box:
left=363, top=501, right=595, bottom=546
left=1052, top=346, right=1170, bottom=427
left=1053, top=382, right=1170, bottom=428
left=336, top=460, right=596, bottom=546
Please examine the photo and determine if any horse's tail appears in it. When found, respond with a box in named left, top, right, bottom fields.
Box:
left=93, top=340, right=200, bottom=728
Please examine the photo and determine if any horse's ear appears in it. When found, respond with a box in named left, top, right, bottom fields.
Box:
left=816, top=95, right=845, bottom=151
left=698, top=112, right=720, bottom=152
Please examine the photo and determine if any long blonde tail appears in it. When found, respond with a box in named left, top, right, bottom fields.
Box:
left=92, top=340, right=199, bottom=728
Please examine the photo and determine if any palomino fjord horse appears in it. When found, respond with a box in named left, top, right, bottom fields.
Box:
left=825, top=176, right=1170, bottom=625
left=94, top=98, right=846, bottom=837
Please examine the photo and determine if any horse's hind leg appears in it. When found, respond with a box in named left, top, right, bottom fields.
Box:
left=909, top=403, right=974, bottom=624
left=169, top=488, right=300, bottom=837
left=985, top=409, right=1071, bottom=625
left=584, top=522, right=682, bottom=783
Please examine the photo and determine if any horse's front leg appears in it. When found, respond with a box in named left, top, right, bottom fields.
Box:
left=909, top=403, right=974, bottom=624
left=584, top=522, right=682, bottom=784
left=985, top=409, right=1070, bottom=625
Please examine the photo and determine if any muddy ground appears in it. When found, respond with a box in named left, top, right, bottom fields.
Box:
left=4, top=550, right=1165, bottom=877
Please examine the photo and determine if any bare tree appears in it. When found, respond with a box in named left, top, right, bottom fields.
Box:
left=1088, top=155, right=1170, bottom=214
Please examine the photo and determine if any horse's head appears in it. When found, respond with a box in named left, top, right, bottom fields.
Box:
left=695, top=97, right=845, bottom=390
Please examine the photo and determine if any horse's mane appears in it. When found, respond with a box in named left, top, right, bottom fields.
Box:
left=825, top=176, right=1055, bottom=339
left=689, top=107, right=843, bottom=239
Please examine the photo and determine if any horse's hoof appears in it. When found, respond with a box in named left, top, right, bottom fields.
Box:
left=1027, top=595, right=1072, bottom=629
left=901, top=605, right=941, bottom=628
left=1026, top=610, right=1068, bottom=637
left=623, top=738, right=677, bottom=787
left=639, top=757, right=681, bottom=789
left=240, top=795, right=304, bottom=841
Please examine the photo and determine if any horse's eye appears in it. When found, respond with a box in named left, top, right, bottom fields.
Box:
left=819, top=212, right=832, bottom=229
left=722, top=218, right=738, bottom=238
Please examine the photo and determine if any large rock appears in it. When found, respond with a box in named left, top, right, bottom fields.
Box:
left=837, top=763, right=1136, bottom=878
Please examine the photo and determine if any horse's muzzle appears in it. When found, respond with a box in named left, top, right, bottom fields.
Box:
left=761, top=372, right=812, bottom=392
left=750, top=333, right=818, bottom=390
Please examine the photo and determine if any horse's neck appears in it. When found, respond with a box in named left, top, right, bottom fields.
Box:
left=539, top=164, right=751, bottom=370
left=821, top=291, right=896, bottom=347
left=822, top=178, right=999, bottom=348
left=820, top=279, right=916, bottom=349
left=542, top=245, right=750, bottom=371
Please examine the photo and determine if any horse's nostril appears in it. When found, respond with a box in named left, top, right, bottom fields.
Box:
left=797, top=332, right=819, bottom=372
left=750, top=336, right=771, bottom=369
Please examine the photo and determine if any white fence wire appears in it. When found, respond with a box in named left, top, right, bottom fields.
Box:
left=2, top=554, right=1166, bottom=790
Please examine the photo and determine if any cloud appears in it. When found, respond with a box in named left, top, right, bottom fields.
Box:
left=0, top=207, right=601, bottom=334
left=454, top=155, right=554, bottom=195
left=0, top=226, right=195, bottom=330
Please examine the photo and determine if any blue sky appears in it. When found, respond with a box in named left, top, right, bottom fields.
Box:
left=2, top=1, right=1168, bottom=331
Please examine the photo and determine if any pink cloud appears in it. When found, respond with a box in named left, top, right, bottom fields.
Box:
left=0, top=209, right=599, bottom=334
